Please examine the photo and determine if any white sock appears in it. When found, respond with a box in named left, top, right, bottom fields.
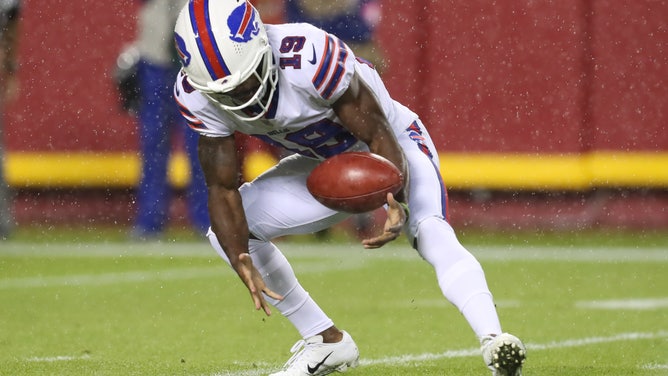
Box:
left=207, top=231, right=333, bottom=338
left=416, top=217, right=502, bottom=338
left=250, top=240, right=333, bottom=338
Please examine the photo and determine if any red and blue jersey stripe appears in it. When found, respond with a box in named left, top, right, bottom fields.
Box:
left=406, top=121, right=449, bottom=221
left=175, top=96, right=207, bottom=132
left=312, top=36, right=334, bottom=91
left=312, top=34, right=349, bottom=100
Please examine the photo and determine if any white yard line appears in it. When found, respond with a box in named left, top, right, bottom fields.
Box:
left=641, top=362, right=668, bottom=370
left=0, top=261, right=364, bottom=289
left=1, top=243, right=665, bottom=289
left=20, top=331, right=668, bottom=368
left=577, top=297, right=668, bottom=310
left=0, top=266, right=224, bottom=289
left=26, top=354, right=90, bottom=362
left=0, top=242, right=214, bottom=258
left=209, top=330, right=668, bottom=376
left=21, top=331, right=668, bottom=372
left=2, top=243, right=667, bottom=263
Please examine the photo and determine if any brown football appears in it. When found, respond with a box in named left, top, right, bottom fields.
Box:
left=307, top=152, right=404, bottom=213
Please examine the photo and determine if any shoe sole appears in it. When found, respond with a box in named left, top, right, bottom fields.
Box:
left=491, top=339, right=526, bottom=376
left=331, top=356, right=359, bottom=374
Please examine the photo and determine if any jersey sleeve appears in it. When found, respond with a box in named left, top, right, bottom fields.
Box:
left=173, top=70, right=233, bottom=138
left=309, top=29, right=355, bottom=104
left=269, top=23, right=356, bottom=106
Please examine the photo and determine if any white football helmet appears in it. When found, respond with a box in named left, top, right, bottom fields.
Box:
left=174, top=0, right=278, bottom=120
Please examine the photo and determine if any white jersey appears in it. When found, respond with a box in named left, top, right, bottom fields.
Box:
left=174, top=23, right=418, bottom=160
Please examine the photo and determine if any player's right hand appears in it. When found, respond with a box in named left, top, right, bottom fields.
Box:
left=234, top=253, right=284, bottom=316
left=361, top=193, right=407, bottom=249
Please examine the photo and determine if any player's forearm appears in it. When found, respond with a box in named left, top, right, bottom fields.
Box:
left=208, top=187, right=251, bottom=267
left=367, top=132, right=409, bottom=203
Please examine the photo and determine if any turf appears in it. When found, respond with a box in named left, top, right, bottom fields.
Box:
left=1, top=230, right=667, bottom=375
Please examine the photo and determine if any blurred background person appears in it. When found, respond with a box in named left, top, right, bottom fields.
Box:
left=285, top=0, right=383, bottom=239
left=127, top=0, right=209, bottom=239
left=0, top=0, right=20, bottom=240
left=285, top=0, right=383, bottom=71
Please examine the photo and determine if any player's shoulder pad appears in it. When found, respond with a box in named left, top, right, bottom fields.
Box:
left=267, top=23, right=355, bottom=103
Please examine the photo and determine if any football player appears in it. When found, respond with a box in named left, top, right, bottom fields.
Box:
left=173, top=1, right=526, bottom=375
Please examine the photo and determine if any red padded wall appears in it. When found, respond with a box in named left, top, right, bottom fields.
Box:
left=587, top=0, right=668, bottom=151
left=377, top=0, right=668, bottom=153
left=5, top=0, right=139, bottom=152
left=5, top=0, right=667, bottom=155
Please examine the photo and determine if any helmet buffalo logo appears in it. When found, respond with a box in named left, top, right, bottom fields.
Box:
left=174, top=32, right=191, bottom=67
left=227, top=2, right=260, bottom=43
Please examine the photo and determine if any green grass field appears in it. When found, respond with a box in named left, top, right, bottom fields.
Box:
left=1, top=229, right=667, bottom=375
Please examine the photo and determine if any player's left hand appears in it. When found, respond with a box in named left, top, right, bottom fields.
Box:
left=235, top=252, right=284, bottom=316
left=362, top=193, right=407, bottom=249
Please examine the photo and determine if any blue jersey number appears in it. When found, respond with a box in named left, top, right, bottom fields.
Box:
left=255, top=119, right=358, bottom=159
left=279, top=36, right=306, bottom=70
left=285, top=119, right=358, bottom=158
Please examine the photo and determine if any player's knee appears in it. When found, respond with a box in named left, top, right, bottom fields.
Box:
left=413, top=215, right=479, bottom=267
left=417, top=215, right=454, bottom=233
left=410, top=215, right=453, bottom=249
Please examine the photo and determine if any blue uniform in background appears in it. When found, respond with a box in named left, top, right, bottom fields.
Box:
left=135, top=60, right=209, bottom=235
left=133, top=0, right=209, bottom=237
left=284, top=0, right=377, bottom=43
